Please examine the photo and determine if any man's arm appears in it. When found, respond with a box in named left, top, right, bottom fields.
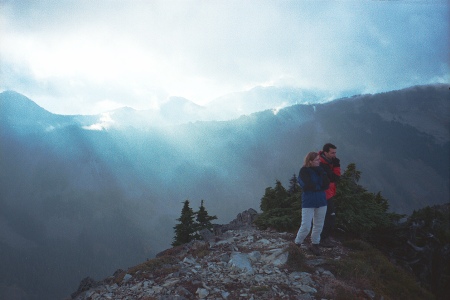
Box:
left=332, top=157, right=341, bottom=180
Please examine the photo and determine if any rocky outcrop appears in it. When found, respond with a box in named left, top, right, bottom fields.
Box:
left=70, top=209, right=380, bottom=300
left=213, top=208, right=259, bottom=235
left=70, top=277, right=99, bottom=299
left=71, top=228, right=357, bottom=300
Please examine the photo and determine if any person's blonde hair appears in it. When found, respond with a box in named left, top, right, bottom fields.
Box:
left=303, top=151, right=319, bottom=167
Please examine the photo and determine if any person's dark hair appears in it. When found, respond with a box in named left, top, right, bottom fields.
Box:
left=323, top=143, right=337, bottom=153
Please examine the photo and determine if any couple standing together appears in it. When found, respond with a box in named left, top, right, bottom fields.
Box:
left=294, top=143, right=341, bottom=256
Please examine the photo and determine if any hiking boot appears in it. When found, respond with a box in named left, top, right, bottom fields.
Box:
left=294, top=243, right=307, bottom=250
left=319, top=237, right=335, bottom=248
left=309, top=244, right=321, bottom=256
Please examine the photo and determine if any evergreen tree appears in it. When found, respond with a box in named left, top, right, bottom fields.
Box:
left=334, top=163, right=402, bottom=238
left=196, top=200, right=218, bottom=232
left=260, top=180, right=289, bottom=212
left=288, top=174, right=301, bottom=195
left=255, top=163, right=402, bottom=236
left=255, top=180, right=301, bottom=231
left=172, top=200, right=197, bottom=246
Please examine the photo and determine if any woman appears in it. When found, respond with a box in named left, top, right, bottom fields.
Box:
left=294, top=151, right=330, bottom=256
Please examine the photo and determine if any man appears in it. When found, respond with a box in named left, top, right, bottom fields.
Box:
left=319, top=143, right=341, bottom=248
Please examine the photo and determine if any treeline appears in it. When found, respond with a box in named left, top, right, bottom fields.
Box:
left=254, top=162, right=449, bottom=245
left=254, top=162, right=449, bottom=300
left=172, top=163, right=402, bottom=245
left=171, top=163, right=449, bottom=298
left=173, top=162, right=449, bottom=244
left=255, top=163, right=404, bottom=237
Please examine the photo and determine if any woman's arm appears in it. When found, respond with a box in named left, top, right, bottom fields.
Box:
left=299, top=167, right=319, bottom=191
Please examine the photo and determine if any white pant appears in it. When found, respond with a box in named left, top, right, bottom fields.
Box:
left=294, top=206, right=327, bottom=245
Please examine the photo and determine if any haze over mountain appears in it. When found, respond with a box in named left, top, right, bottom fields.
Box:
left=35, top=85, right=339, bottom=130
left=0, top=84, right=448, bottom=300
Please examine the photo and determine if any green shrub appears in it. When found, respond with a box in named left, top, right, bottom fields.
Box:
left=408, top=205, right=450, bottom=243
left=256, top=164, right=402, bottom=237
left=335, top=163, right=403, bottom=238
left=255, top=177, right=301, bottom=231
left=328, top=241, right=434, bottom=300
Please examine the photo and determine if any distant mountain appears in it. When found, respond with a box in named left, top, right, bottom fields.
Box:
left=159, top=96, right=205, bottom=123
left=0, top=84, right=448, bottom=300
left=0, top=87, right=337, bottom=131
left=204, top=86, right=337, bottom=120
left=0, top=90, right=75, bottom=131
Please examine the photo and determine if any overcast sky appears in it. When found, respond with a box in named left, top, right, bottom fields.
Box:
left=1, top=0, right=448, bottom=115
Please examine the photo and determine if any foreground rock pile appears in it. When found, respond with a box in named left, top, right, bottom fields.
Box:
left=70, top=210, right=378, bottom=300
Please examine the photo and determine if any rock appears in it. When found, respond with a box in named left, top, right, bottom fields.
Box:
left=229, top=252, right=254, bottom=274
left=196, top=288, right=209, bottom=298
left=71, top=277, right=99, bottom=299
left=263, top=248, right=288, bottom=266
left=72, top=208, right=420, bottom=300
left=364, top=289, right=376, bottom=299
left=299, top=284, right=317, bottom=293
left=214, top=208, right=259, bottom=234
left=199, top=228, right=215, bottom=241
left=248, top=251, right=262, bottom=262
left=221, top=291, right=230, bottom=298
left=229, top=208, right=258, bottom=227
left=122, top=274, right=132, bottom=282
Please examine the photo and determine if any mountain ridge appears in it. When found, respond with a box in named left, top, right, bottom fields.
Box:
left=69, top=206, right=446, bottom=300
left=0, top=85, right=335, bottom=128
left=0, top=84, right=448, bottom=300
left=2, top=84, right=447, bottom=136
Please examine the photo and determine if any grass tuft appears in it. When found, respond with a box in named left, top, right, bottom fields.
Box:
left=328, top=239, right=435, bottom=300
left=285, top=243, right=313, bottom=272
left=187, top=240, right=210, bottom=258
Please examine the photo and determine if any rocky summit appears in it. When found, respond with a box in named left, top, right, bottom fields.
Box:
left=70, top=209, right=381, bottom=300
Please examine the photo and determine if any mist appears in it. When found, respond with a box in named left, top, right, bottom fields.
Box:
left=0, top=85, right=449, bottom=299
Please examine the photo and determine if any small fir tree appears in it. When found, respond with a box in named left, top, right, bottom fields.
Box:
left=260, top=180, right=289, bottom=212
left=288, top=174, right=301, bottom=195
left=255, top=180, right=301, bottom=231
left=196, top=200, right=218, bottom=233
left=172, top=200, right=197, bottom=246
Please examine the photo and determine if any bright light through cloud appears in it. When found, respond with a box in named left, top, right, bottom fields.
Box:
left=82, top=112, right=114, bottom=131
left=0, top=0, right=448, bottom=116
left=272, top=102, right=290, bottom=115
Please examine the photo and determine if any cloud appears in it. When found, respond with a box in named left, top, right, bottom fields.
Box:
left=82, top=112, right=114, bottom=131
left=0, top=0, right=448, bottom=115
